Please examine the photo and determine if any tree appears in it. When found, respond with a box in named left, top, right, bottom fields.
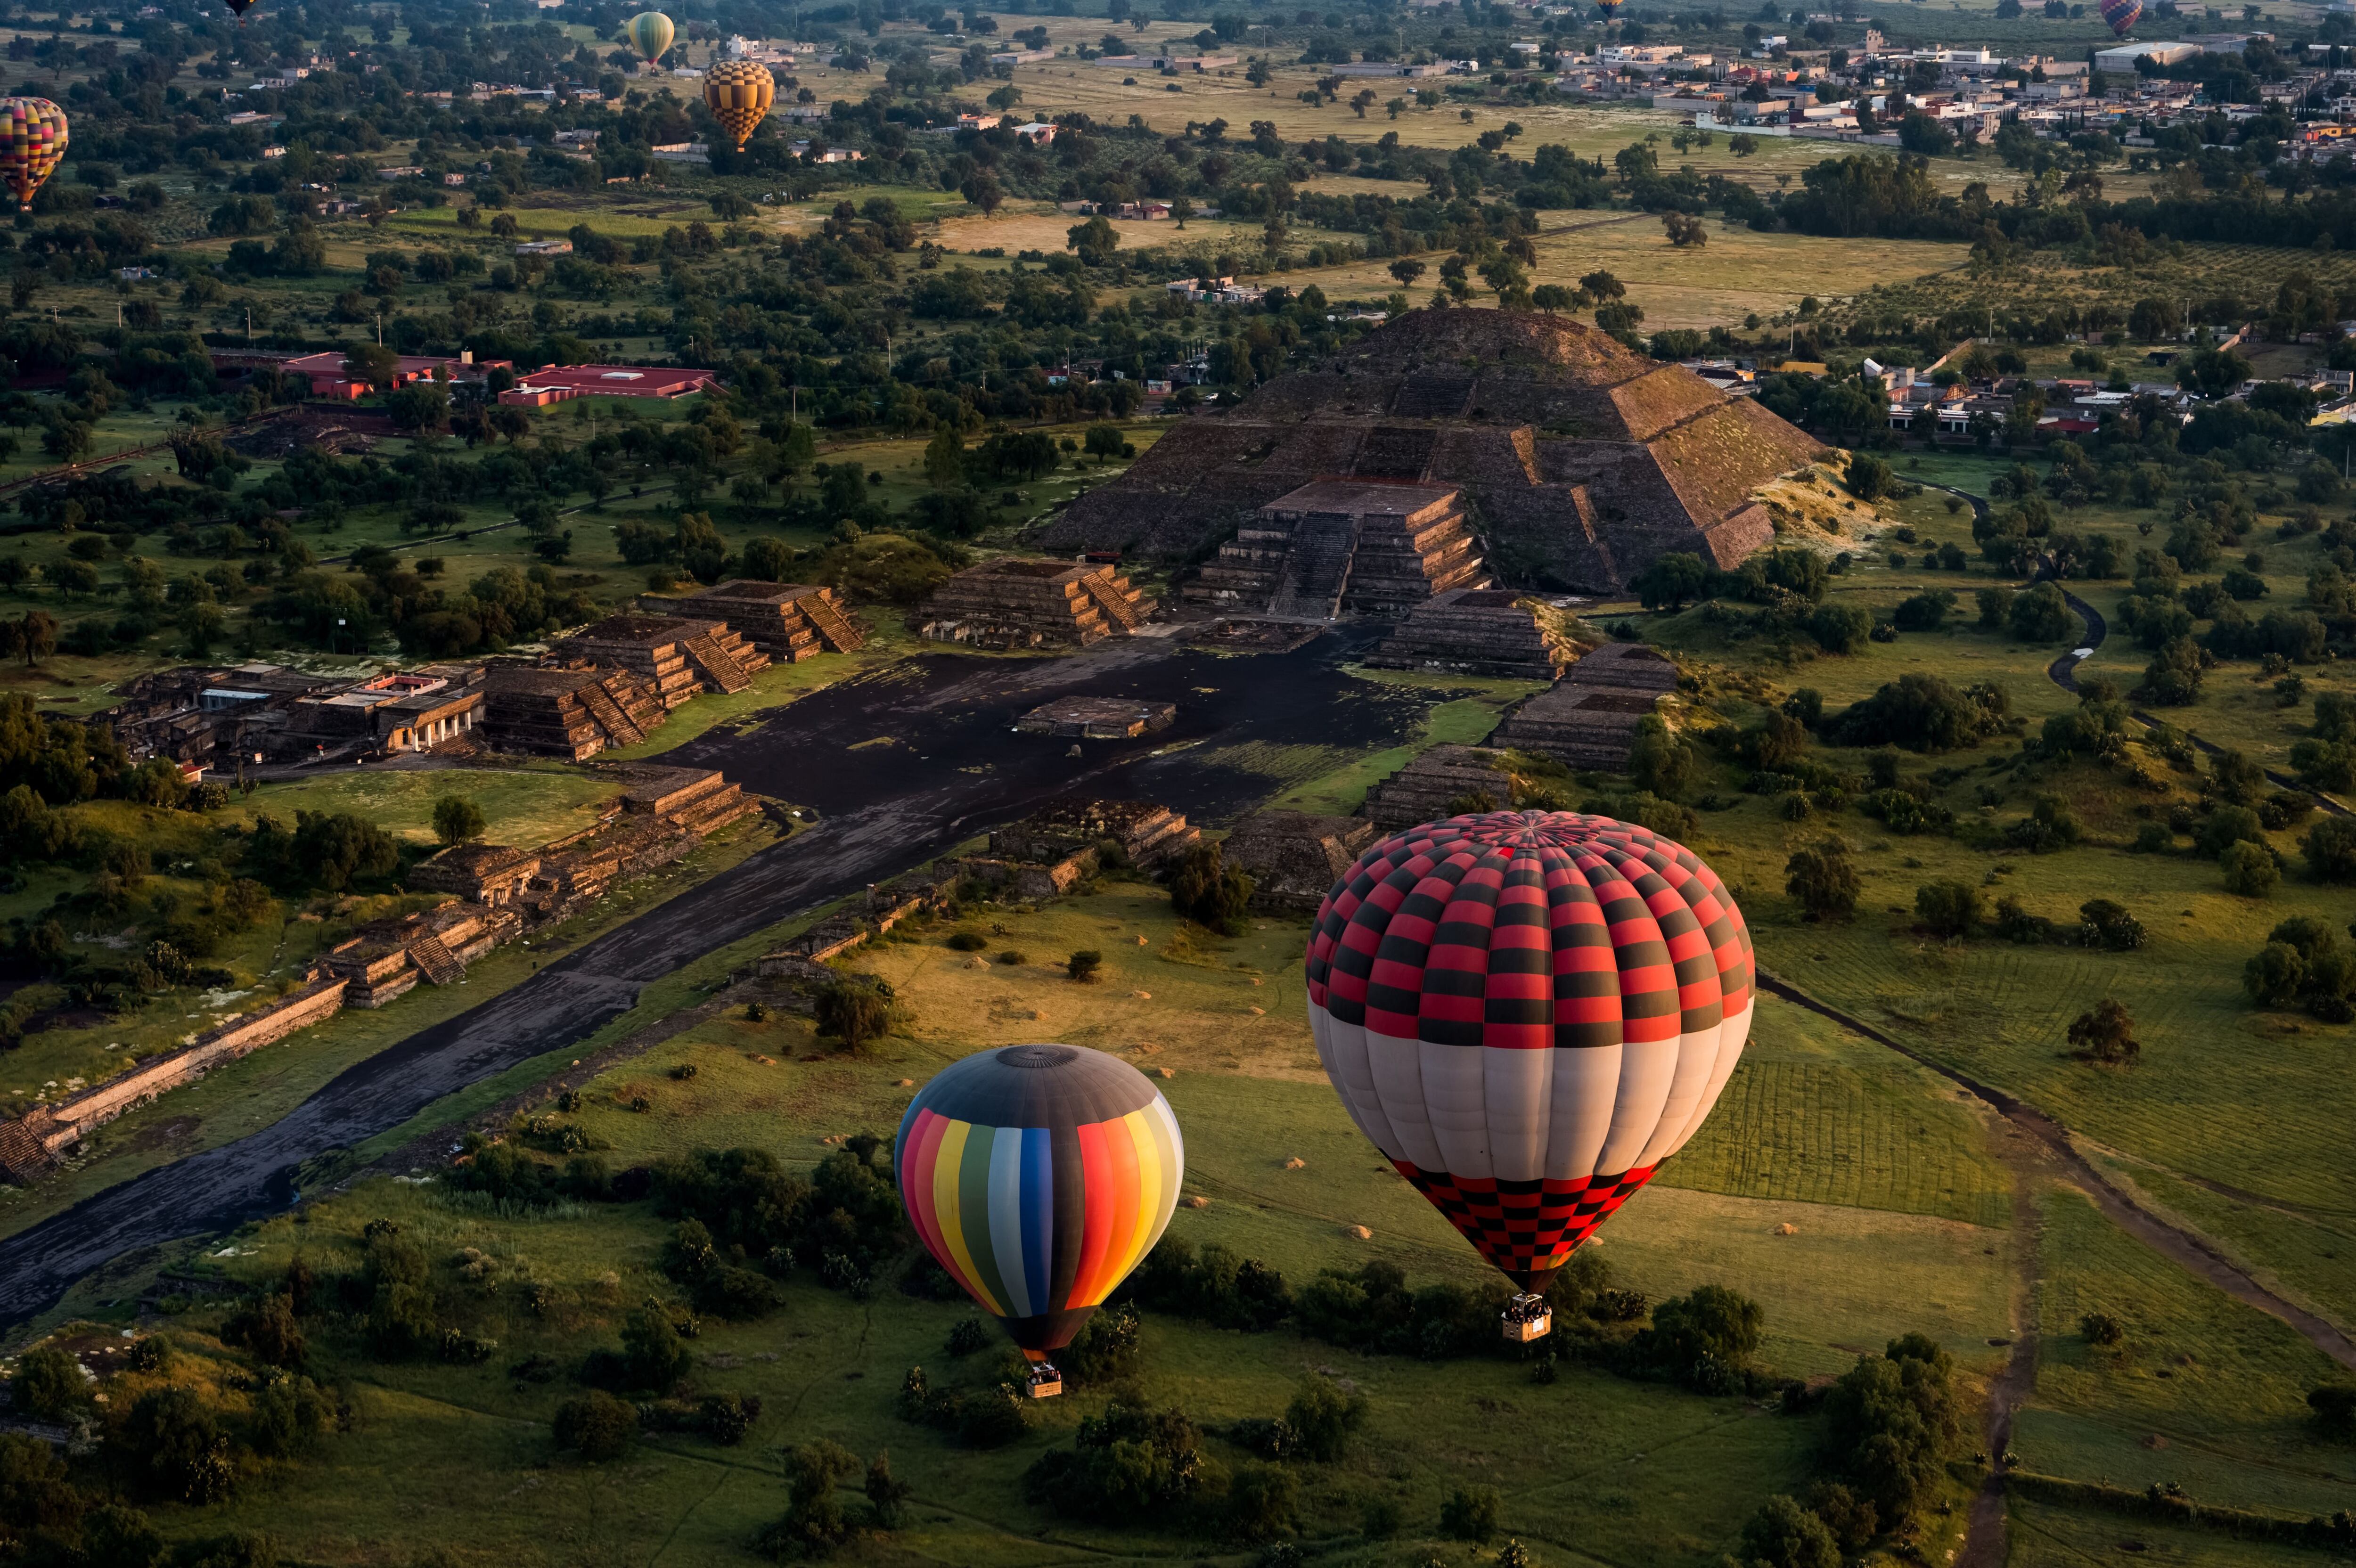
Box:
left=1083, top=424, right=1128, bottom=465
left=2079, top=1310, right=2125, bottom=1347
left=10, top=1345, right=86, bottom=1421
left=1847, top=451, right=1895, bottom=501
left=18, top=611, right=55, bottom=667
left=1634, top=551, right=1709, bottom=611
left=2220, top=839, right=2279, bottom=898
left=1282, top=1375, right=1366, bottom=1462
left=1169, top=842, right=1253, bottom=935
left=1739, top=1495, right=1841, bottom=1568
left=343, top=341, right=402, bottom=390
left=1785, top=837, right=1858, bottom=921
left=922, top=424, right=964, bottom=488
left=2310, top=1384, right=2356, bottom=1439
left=2067, top=997, right=2140, bottom=1065
left=1440, top=1485, right=1500, bottom=1543
left=763, top=1440, right=862, bottom=1557
left=816, top=976, right=894, bottom=1050
left=554, top=1391, right=637, bottom=1461
left=1067, top=949, right=1103, bottom=982
left=1066, top=214, right=1120, bottom=266
left=960, top=171, right=1005, bottom=216
left=621, top=1302, right=693, bottom=1391
left=1388, top=258, right=1427, bottom=291
left=432, top=794, right=486, bottom=847
left=2305, top=816, right=2356, bottom=882
left=1661, top=211, right=1707, bottom=248
left=1628, top=714, right=1696, bottom=798
left=865, top=1450, right=912, bottom=1529
left=1532, top=284, right=1573, bottom=314
left=2009, top=581, right=2077, bottom=643
left=1810, top=602, right=1873, bottom=654
left=1914, top=881, right=1980, bottom=938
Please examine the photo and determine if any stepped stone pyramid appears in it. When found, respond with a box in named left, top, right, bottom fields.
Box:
left=481, top=665, right=667, bottom=760
left=1040, top=309, right=1825, bottom=593
left=916, top=559, right=1154, bottom=648
left=555, top=614, right=772, bottom=708
left=1366, top=588, right=1586, bottom=680
left=638, top=580, right=864, bottom=662
left=1188, top=479, right=1487, bottom=620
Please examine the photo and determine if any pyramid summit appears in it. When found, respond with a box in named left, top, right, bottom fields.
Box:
left=1040, top=308, right=1828, bottom=596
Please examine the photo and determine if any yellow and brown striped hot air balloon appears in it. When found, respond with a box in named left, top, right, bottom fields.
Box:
left=0, top=98, right=67, bottom=213
left=624, top=10, right=675, bottom=68
left=703, top=58, right=775, bottom=150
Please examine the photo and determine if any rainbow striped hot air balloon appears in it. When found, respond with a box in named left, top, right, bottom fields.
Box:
left=896, top=1044, right=1184, bottom=1396
left=0, top=98, right=67, bottom=214
left=625, top=10, right=675, bottom=69
left=1304, top=810, right=1753, bottom=1341
left=704, top=58, right=776, bottom=150
left=2099, top=0, right=2142, bottom=36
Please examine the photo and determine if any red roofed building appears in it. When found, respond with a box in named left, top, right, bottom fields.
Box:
left=499, top=364, right=719, bottom=406
left=275, top=349, right=513, bottom=400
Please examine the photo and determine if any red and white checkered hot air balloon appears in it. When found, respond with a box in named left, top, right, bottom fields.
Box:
left=1303, top=810, right=1754, bottom=1340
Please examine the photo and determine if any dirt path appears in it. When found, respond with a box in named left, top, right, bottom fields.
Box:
left=1758, top=973, right=2356, bottom=1372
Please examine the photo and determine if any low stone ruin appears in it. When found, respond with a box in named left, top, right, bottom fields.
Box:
left=1015, top=696, right=1177, bottom=739
left=1188, top=479, right=1488, bottom=620
left=323, top=900, right=524, bottom=1008
left=1222, top=810, right=1376, bottom=912
left=916, top=560, right=1154, bottom=648
left=1365, top=588, right=1587, bottom=681
left=552, top=614, right=772, bottom=708
left=957, top=799, right=1201, bottom=899
left=408, top=842, right=542, bottom=906
left=1489, top=641, right=1682, bottom=770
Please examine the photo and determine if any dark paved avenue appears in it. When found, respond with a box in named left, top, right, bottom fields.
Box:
left=0, top=629, right=1426, bottom=1325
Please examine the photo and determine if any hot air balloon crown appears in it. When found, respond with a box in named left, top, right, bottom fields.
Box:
left=703, top=57, right=777, bottom=150
left=1302, top=809, right=1754, bottom=1330
left=0, top=98, right=67, bottom=215
left=895, top=1044, right=1184, bottom=1383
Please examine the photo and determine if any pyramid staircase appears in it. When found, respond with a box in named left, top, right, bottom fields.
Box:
left=578, top=681, right=646, bottom=748
left=407, top=934, right=466, bottom=986
left=800, top=591, right=865, bottom=653
left=681, top=631, right=753, bottom=694
left=1268, top=513, right=1362, bottom=620
left=1079, top=572, right=1144, bottom=632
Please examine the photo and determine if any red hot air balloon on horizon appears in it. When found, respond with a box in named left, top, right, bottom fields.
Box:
left=1303, top=810, right=1754, bottom=1341
left=2099, top=0, right=2143, bottom=36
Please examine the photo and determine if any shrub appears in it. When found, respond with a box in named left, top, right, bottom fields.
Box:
left=1820, top=1334, right=1959, bottom=1520
left=946, top=931, right=988, bottom=951
left=1227, top=1461, right=1298, bottom=1540
left=1748, top=710, right=1811, bottom=770
left=946, top=1318, right=992, bottom=1357
left=758, top=1438, right=860, bottom=1556
left=2079, top=1310, right=2125, bottom=1347
left=1168, top=842, right=1253, bottom=935
left=1628, top=714, right=1698, bottom=797
left=1067, top=949, right=1103, bottom=982
left=1828, top=674, right=2010, bottom=751
left=1280, top=1375, right=1366, bottom=1462
left=1022, top=1403, right=1206, bottom=1523
left=1126, top=1238, right=1294, bottom=1330
left=1634, top=1283, right=1765, bottom=1388
left=1891, top=589, right=1955, bottom=632
left=2078, top=899, right=2146, bottom=950
left=1738, top=1494, right=1840, bottom=1568
left=111, top=1386, right=236, bottom=1503
left=622, top=1302, right=694, bottom=1391
left=2009, top=581, right=2078, bottom=643
left=2310, top=1384, right=2356, bottom=1440
left=1059, top=1302, right=1143, bottom=1385
left=1976, top=585, right=2015, bottom=629
left=9, top=1345, right=86, bottom=1421
left=1440, top=1485, right=1500, bottom=1543
left=431, top=794, right=486, bottom=846
left=1808, top=601, right=1873, bottom=654
left=814, top=975, right=895, bottom=1049
left=1913, top=881, right=1980, bottom=939
left=1784, top=837, right=1858, bottom=921
left=220, top=1293, right=306, bottom=1370
left=2220, top=840, right=2279, bottom=898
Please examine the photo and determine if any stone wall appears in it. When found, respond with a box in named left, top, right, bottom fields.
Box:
left=0, top=974, right=350, bottom=1181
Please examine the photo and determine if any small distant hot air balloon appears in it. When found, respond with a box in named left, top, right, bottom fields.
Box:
left=220, top=0, right=260, bottom=23
left=703, top=58, right=776, bottom=151
left=1305, top=811, right=1754, bottom=1341
left=625, top=11, right=676, bottom=70
left=896, top=1044, right=1184, bottom=1398
left=2099, top=0, right=2142, bottom=36
left=0, top=98, right=67, bottom=214
left=1595, top=0, right=1623, bottom=19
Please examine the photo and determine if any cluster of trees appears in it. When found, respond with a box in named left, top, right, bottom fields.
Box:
left=1021, top=1401, right=1299, bottom=1543
left=649, top=1139, right=908, bottom=1298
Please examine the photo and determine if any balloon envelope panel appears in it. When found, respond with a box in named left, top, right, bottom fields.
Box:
left=1304, top=810, right=1753, bottom=1290
left=0, top=98, right=67, bottom=213
left=2099, top=0, right=2142, bottom=35
left=896, top=1045, right=1183, bottom=1353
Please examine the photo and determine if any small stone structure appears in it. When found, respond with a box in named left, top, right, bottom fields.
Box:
left=1361, top=745, right=1517, bottom=831
left=1221, top=810, right=1376, bottom=913
left=323, top=900, right=524, bottom=1008
left=916, top=560, right=1154, bottom=648
left=638, top=580, right=864, bottom=661
left=517, top=767, right=756, bottom=921
left=0, top=973, right=351, bottom=1181
left=1184, top=620, right=1322, bottom=655
left=756, top=870, right=953, bottom=977
left=552, top=614, right=772, bottom=708
left=408, top=843, right=543, bottom=905
left=481, top=665, right=668, bottom=760
left=1187, top=479, right=1488, bottom=620
left=1489, top=642, right=1682, bottom=770
left=1366, top=588, right=1586, bottom=681
left=1015, top=696, right=1177, bottom=739
left=957, top=799, right=1200, bottom=899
